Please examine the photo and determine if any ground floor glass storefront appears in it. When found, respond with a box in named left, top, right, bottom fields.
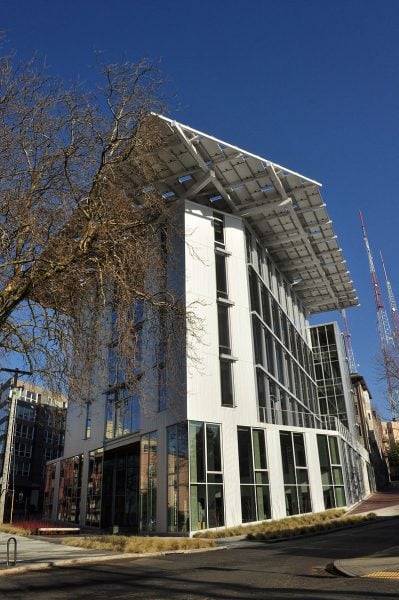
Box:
left=48, top=425, right=369, bottom=532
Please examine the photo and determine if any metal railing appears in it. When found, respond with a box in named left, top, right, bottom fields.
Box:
left=258, top=406, right=369, bottom=458
left=6, top=537, right=17, bottom=567
left=258, top=406, right=323, bottom=429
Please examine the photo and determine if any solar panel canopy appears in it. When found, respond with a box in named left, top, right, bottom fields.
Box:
left=146, top=114, right=358, bottom=315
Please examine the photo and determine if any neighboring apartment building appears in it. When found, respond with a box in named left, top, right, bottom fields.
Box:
left=350, top=373, right=389, bottom=488
left=45, top=115, right=372, bottom=534
left=0, top=379, right=67, bottom=520
left=381, top=420, right=399, bottom=480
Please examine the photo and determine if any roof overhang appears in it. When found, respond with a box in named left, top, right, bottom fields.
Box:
left=147, top=114, right=358, bottom=315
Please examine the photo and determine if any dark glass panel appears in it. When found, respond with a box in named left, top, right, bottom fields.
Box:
left=240, top=486, right=256, bottom=522
left=220, top=360, right=234, bottom=407
left=276, top=343, right=285, bottom=385
left=296, top=469, right=309, bottom=485
left=214, top=215, right=224, bottom=245
left=249, top=267, right=261, bottom=313
left=177, top=422, right=189, bottom=486
left=298, top=485, right=312, bottom=513
left=261, top=286, right=272, bottom=327
left=255, top=471, right=269, bottom=485
left=317, top=435, right=329, bottom=468
left=323, top=487, right=335, bottom=509
left=272, top=299, right=281, bottom=339
left=280, top=432, right=296, bottom=485
left=265, top=331, right=275, bottom=375
left=238, top=427, right=253, bottom=484
left=245, top=229, right=252, bottom=264
left=328, top=436, right=340, bottom=464
left=256, top=369, right=266, bottom=408
left=207, top=484, right=224, bottom=527
left=218, top=304, right=230, bottom=353
left=189, top=422, right=205, bottom=483
left=252, top=316, right=264, bottom=365
left=207, top=473, right=223, bottom=483
left=253, top=429, right=267, bottom=470
left=256, top=485, right=271, bottom=520
left=284, top=485, right=299, bottom=516
left=206, top=424, right=222, bottom=473
left=216, top=253, right=228, bottom=298
left=335, top=486, right=346, bottom=507
left=293, top=433, right=306, bottom=467
left=190, top=484, right=207, bottom=531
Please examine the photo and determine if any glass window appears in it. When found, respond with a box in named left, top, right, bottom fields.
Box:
left=264, top=331, right=275, bottom=376
left=213, top=214, right=224, bottom=246
left=238, top=427, right=270, bottom=523
left=317, top=435, right=346, bottom=509
left=280, top=432, right=311, bottom=516
left=218, top=304, right=231, bottom=354
left=253, top=429, right=267, bottom=470
left=272, top=300, right=281, bottom=339
left=216, top=253, right=228, bottom=298
left=220, top=360, right=234, bottom=407
left=238, top=427, right=253, bottom=484
left=256, top=242, right=263, bottom=276
left=189, top=422, right=205, bottom=483
left=140, top=432, right=157, bottom=532
left=189, top=421, right=224, bottom=531
left=167, top=423, right=189, bottom=532
left=261, top=286, right=272, bottom=327
left=206, top=424, right=222, bottom=473
left=245, top=229, right=252, bottom=264
left=86, top=448, right=103, bottom=527
left=253, top=316, right=264, bottom=366
left=249, top=267, right=261, bottom=314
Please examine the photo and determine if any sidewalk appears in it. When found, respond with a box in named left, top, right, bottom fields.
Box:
left=334, top=483, right=399, bottom=578
left=0, top=532, right=135, bottom=575
left=0, top=532, right=222, bottom=575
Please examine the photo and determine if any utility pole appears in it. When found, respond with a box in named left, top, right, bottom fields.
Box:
left=0, top=368, right=32, bottom=523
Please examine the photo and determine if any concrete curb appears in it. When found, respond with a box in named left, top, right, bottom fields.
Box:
left=0, top=544, right=226, bottom=576
left=333, top=560, right=357, bottom=577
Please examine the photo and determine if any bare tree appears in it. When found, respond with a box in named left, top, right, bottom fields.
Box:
left=0, top=53, right=185, bottom=399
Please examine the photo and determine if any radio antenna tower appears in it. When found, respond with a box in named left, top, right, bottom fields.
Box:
left=340, top=309, right=357, bottom=374
left=380, top=251, right=399, bottom=348
left=359, top=211, right=399, bottom=420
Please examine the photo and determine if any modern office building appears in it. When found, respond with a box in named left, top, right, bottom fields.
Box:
left=45, top=115, right=372, bottom=533
left=0, top=379, right=66, bottom=520
left=310, top=324, right=379, bottom=499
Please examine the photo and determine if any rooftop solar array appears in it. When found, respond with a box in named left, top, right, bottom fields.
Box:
left=148, top=114, right=358, bottom=315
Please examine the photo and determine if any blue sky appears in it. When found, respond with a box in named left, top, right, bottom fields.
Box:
left=3, top=0, right=399, bottom=417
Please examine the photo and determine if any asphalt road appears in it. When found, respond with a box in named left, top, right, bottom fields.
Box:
left=1, top=519, right=399, bottom=599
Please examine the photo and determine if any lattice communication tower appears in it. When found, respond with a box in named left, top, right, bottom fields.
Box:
left=359, top=211, right=399, bottom=420
left=380, top=251, right=399, bottom=349
left=340, top=309, right=358, bottom=374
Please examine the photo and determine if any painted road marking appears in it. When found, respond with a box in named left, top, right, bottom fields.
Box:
left=363, top=571, right=399, bottom=579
